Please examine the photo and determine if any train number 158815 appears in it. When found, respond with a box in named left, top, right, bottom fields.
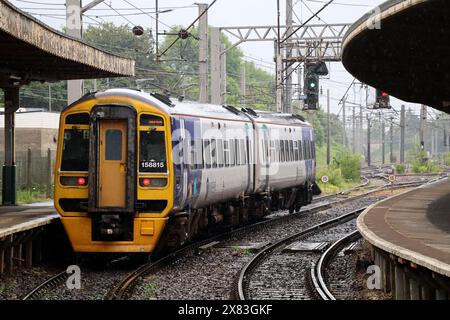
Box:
left=141, top=161, right=165, bottom=169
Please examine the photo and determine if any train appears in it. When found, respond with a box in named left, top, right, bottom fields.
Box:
left=54, top=88, right=320, bottom=254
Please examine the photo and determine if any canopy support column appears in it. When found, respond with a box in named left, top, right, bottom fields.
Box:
left=2, top=87, right=19, bottom=205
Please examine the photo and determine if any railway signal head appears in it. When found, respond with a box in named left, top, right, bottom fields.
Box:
left=304, top=73, right=319, bottom=110
left=376, top=89, right=391, bottom=109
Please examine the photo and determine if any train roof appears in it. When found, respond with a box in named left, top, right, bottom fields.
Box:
left=70, top=89, right=312, bottom=127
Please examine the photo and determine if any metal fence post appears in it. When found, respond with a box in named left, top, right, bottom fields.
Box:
left=26, top=148, right=32, bottom=189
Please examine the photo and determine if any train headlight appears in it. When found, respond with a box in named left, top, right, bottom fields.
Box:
left=142, top=178, right=151, bottom=187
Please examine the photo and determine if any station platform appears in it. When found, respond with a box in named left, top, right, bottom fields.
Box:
left=0, top=203, right=59, bottom=275
left=0, top=203, right=58, bottom=238
left=358, top=178, right=450, bottom=299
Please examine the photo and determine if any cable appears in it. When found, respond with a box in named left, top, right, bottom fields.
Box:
left=101, top=1, right=135, bottom=26
left=120, top=0, right=172, bottom=29
left=282, top=0, right=335, bottom=43
left=158, top=0, right=219, bottom=59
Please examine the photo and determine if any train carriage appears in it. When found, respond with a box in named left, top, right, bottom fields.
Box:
left=54, top=89, right=319, bottom=254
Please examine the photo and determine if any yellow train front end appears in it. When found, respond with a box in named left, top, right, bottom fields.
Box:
left=54, top=91, right=174, bottom=253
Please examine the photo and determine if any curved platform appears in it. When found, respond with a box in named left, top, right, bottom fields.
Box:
left=358, top=178, right=450, bottom=278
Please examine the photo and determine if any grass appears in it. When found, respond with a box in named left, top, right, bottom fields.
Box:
left=142, top=281, right=158, bottom=298
left=231, top=246, right=253, bottom=256
left=315, top=144, right=363, bottom=195
left=0, top=184, right=53, bottom=204
left=0, top=283, right=6, bottom=296
left=316, top=179, right=362, bottom=195
left=16, top=187, right=50, bottom=204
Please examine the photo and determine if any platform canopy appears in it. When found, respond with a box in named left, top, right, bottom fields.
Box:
left=0, top=0, right=135, bottom=87
left=0, top=0, right=136, bottom=206
left=342, top=0, right=450, bottom=112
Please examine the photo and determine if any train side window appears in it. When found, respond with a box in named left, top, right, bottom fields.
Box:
left=218, top=139, right=224, bottom=168
left=286, top=140, right=290, bottom=162
left=261, top=140, right=266, bottom=165
left=230, top=139, right=235, bottom=166
left=224, top=140, right=229, bottom=167
left=204, top=140, right=211, bottom=169
left=289, top=140, right=294, bottom=162
left=235, top=139, right=240, bottom=165
left=211, top=139, right=217, bottom=168
left=303, top=140, right=308, bottom=160
left=284, top=140, right=289, bottom=162
left=190, top=140, right=195, bottom=170
left=293, top=141, right=298, bottom=161
left=307, top=141, right=310, bottom=159
left=280, top=140, right=285, bottom=162
left=305, top=141, right=309, bottom=160
left=195, top=139, right=202, bottom=169
left=309, top=141, right=312, bottom=159
left=270, top=141, right=275, bottom=163
left=248, top=139, right=252, bottom=165
left=313, top=142, right=316, bottom=159
left=275, top=140, right=280, bottom=162
left=298, top=140, right=303, bottom=160
left=239, top=139, right=245, bottom=164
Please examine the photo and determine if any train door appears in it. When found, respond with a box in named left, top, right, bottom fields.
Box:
left=180, top=119, right=189, bottom=209
left=99, top=120, right=127, bottom=208
left=262, top=126, right=270, bottom=190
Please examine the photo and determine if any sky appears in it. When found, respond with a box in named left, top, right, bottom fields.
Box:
left=9, top=0, right=425, bottom=118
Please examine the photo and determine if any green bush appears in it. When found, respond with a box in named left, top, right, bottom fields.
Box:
left=445, top=152, right=450, bottom=166
left=410, top=145, right=440, bottom=174
left=316, top=167, right=343, bottom=186
left=332, top=151, right=361, bottom=182
left=395, top=163, right=406, bottom=174
left=316, top=150, right=362, bottom=195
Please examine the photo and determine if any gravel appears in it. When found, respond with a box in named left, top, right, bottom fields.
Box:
left=0, top=266, right=63, bottom=300
left=1, top=173, right=428, bottom=301
left=130, top=192, right=391, bottom=300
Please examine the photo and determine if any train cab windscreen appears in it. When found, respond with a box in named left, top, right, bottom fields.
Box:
left=61, top=129, right=89, bottom=172
left=140, top=131, right=167, bottom=173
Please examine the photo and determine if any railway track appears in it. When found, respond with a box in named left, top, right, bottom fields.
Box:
left=21, top=171, right=444, bottom=300
left=21, top=271, right=68, bottom=300
left=106, top=175, right=437, bottom=300
left=233, top=175, right=447, bottom=301
left=310, top=230, right=362, bottom=300
left=233, top=208, right=364, bottom=300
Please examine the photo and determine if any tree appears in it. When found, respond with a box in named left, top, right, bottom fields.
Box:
left=14, top=22, right=276, bottom=111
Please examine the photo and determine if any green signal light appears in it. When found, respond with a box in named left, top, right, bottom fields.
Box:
left=310, top=82, right=316, bottom=88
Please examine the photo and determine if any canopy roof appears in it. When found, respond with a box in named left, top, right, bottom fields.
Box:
left=0, top=0, right=135, bottom=87
left=342, top=0, right=450, bottom=111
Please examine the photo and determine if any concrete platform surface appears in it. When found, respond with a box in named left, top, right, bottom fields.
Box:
left=358, top=178, right=450, bottom=277
left=0, top=205, right=58, bottom=238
